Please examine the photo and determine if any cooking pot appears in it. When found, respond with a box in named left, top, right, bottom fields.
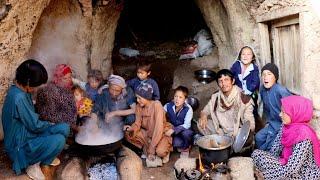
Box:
left=186, top=96, right=199, bottom=111
left=194, top=69, right=216, bottom=84
left=69, top=139, right=123, bottom=157
left=71, top=116, right=124, bottom=157
left=196, top=134, right=232, bottom=165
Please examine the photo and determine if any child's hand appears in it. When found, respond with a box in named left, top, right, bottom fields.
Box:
left=165, top=129, right=174, bottom=136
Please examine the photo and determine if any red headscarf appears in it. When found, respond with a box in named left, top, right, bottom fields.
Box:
left=52, top=64, right=72, bottom=89
left=280, top=95, right=320, bottom=167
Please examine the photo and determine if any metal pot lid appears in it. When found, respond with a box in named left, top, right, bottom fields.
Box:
left=233, top=120, right=251, bottom=153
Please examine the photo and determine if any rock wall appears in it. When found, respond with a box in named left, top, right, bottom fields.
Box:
left=299, top=2, right=320, bottom=110
left=195, top=0, right=259, bottom=69
left=27, top=0, right=121, bottom=81
left=90, top=2, right=121, bottom=77
left=27, top=0, right=91, bottom=80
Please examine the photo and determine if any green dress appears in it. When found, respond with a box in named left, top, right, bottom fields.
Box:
left=2, top=85, right=70, bottom=174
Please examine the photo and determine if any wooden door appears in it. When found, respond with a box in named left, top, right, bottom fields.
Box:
left=271, top=16, right=301, bottom=93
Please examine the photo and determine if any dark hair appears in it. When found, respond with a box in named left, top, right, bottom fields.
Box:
left=174, top=86, right=189, bottom=98
left=72, top=85, right=85, bottom=95
left=137, top=61, right=152, bottom=72
left=87, top=69, right=103, bottom=82
left=15, top=59, right=48, bottom=87
left=216, top=69, right=234, bottom=83
left=237, top=46, right=256, bottom=63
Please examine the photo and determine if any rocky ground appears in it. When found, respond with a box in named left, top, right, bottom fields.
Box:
left=0, top=141, right=200, bottom=180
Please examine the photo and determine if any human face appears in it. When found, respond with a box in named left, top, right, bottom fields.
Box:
left=240, top=47, right=254, bottom=66
left=61, top=72, right=72, bottom=87
left=218, top=75, right=235, bottom=96
left=262, top=70, right=276, bottom=89
left=25, top=86, right=38, bottom=93
left=174, top=90, right=186, bottom=108
left=109, top=84, right=123, bottom=98
left=74, top=90, right=83, bottom=102
left=137, top=69, right=150, bottom=81
left=279, top=107, right=291, bottom=125
left=136, top=94, right=150, bottom=107
left=88, top=77, right=100, bottom=89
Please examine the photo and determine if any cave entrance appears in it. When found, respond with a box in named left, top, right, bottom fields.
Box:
left=112, top=0, right=214, bottom=103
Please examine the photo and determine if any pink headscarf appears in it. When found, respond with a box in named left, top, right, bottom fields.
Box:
left=280, top=95, right=320, bottom=167
left=52, top=64, right=72, bottom=89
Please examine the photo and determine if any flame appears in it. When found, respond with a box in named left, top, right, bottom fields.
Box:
left=211, top=163, right=215, bottom=169
left=198, top=153, right=205, bottom=173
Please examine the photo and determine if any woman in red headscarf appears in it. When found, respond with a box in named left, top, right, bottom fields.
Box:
left=36, top=64, right=77, bottom=129
left=252, top=95, right=320, bottom=179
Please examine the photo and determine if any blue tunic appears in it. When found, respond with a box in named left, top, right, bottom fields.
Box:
left=93, top=86, right=136, bottom=125
left=127, top=77, right=160, bottom=100
left=255, top=83, right=291, bottom=151
left=85, top=83, right=99, bottom=102
left=2, top=85, right=70, bottom=174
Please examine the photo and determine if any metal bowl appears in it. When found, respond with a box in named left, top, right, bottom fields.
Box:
left=186, top=96, right=199, bottom=111
left=194, top=69, right=216, bottom=84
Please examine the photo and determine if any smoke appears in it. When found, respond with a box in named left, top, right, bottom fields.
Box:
left=75, top=113, right=124, bottom=145
left=26, top=13, right=89, bottom=81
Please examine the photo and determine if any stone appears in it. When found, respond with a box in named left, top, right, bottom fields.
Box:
left=117, top=146, right=143, bottom=180
left=228, top=157, right=255, bottom=180
left=58, top=157, right=87, bottom=180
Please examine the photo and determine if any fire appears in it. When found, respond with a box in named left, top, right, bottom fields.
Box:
left=198, top=153, right=205, bottom=173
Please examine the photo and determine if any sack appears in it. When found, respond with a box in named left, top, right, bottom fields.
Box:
left=119, top=48, right=140, bottom=57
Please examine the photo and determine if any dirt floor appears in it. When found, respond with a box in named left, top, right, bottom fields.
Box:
left=0, top=141, right=199, bottom=180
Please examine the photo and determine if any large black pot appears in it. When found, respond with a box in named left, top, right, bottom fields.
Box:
left=196, top=134, right=232, bottom=165
left=69, top=139, right=123, bottom=157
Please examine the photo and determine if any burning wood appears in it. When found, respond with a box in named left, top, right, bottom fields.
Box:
left=198, top=153, right=205, bottom=173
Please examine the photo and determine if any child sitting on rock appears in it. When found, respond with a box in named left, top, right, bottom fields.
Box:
left=124, top=83, right=173, bottom=166
left=127, top=61, right=160, bottom=100
left=72, top=69, right=105, bottom=102
left=164, top=86, right=193, bottom=158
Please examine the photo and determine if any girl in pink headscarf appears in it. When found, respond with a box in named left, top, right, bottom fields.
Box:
left=252, top=95, right=320, bottom=180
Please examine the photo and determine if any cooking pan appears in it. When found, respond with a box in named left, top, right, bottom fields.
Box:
left=69, top=116, right=124, bottom=157
left=69, top=139, right=123, bottom=157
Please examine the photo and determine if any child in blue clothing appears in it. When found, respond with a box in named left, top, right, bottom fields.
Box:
left=72, top=69, right=104, bottom=102
left=230, top=46, right=260, bottom=97
left=127, top=61, right=160, bottom=100
left=164, top=86, right=193, bottom=157
left=255, top=63, right=291, bottom=151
